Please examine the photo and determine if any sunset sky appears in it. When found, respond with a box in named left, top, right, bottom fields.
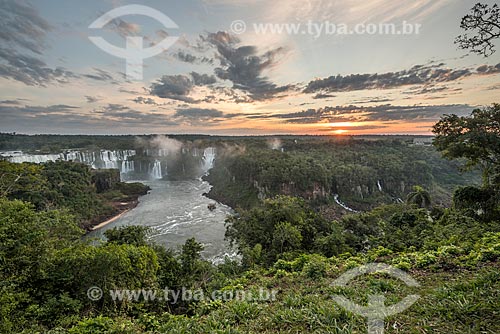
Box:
left=0, top=0, right=499, bottom=135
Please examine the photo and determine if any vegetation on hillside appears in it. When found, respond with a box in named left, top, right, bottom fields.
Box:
left=0, top=106, right=499, bottom=333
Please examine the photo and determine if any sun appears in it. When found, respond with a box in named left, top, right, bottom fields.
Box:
left=333, top=129, right=348, bottom=135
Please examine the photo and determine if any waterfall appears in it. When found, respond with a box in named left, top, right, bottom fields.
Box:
left=2, top=149, right=137, bottom=172
left=202, top=147, right=216, bottom=172
left=377, top=180, right=383, bottom=192
left=150, top=160, right=163, bottom=179
left=121, top=160, right=134, bottom=174
left=333, top=194, right=358, bottom=213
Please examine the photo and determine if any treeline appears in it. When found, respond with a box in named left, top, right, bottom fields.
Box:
left=205, top=138, right=479, bottom=212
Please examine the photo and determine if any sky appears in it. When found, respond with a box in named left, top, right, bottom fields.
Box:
left=0, top=0, right=499, bottom=135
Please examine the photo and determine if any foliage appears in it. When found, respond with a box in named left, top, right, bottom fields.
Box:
left=433, top=104, right=500, bottom=187
left=225, top=196, right=339, bottom=265
left=406, top=185, right=431, bottom=208
left=455, top=3, right=500, bottom=57
left=205, top=136, right=479, bottom=212
left=105, top=226, right=150, bottom=247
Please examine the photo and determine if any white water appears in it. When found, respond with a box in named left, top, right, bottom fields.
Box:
left=0, top=148, right=217, bottom=181
left=150, top=160, right=163, bottom=179
left=202, top=147, right=216, bottom=173
left=87, top=179, right=235, bottom=262
left=333, top=194, right=358, bottom=212
left=377, top=180, right=383, bottom=192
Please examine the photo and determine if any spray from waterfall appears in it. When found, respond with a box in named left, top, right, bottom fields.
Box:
left=202, top=147, right=216, bottom=172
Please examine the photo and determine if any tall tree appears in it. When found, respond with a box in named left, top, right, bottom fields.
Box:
left=406, top=185, right=432, bottom=209
left=455, top=3, right=500, bottom=57
left=432, top=104, right=500, bottom=186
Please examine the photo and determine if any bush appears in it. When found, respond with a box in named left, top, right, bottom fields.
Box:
left=302, top=254, right=327, bottom=279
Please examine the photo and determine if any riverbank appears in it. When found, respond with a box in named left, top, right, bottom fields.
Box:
left=84, top=180, right=151, bottom=232
left=89, top=199, right=139, bottom=231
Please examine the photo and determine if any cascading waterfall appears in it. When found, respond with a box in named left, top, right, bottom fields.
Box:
left=121, top=160, right=134, bottom=174
left=377, top=180, right=383, bottom=192
left=150, top=160, right=163, bottom=179
left=1, top=149, right=137, bottom=174
left=201, top=147, right=216, bottom=172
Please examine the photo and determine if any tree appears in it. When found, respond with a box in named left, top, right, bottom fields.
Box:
left=105, top=226, right=150, bottom=247
left=432, top=104, right=500, bottom=186
left=180, top=238, right=204, bottom=275
left=407, top=186, right=431, bottom=209
left=455, top=3, right=500, bottom=57
left=272, top=222, right=302, bottom=254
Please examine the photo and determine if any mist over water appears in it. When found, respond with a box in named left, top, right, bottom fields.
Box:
left=87, top=179, right=235, bottom=262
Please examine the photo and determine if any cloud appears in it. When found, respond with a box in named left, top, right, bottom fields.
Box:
left=0, top=2, right=82, bottom=86
left=106, top=18, right=141, bottom=37
left=313, top=93, right=336, bottom=99
left=85, top=96, right=101, bottom=103
left=304, top=62, right=500, bottom=94
left=191, top=72, right=217, bottom=85
left=0, top=103, right=79, bottom=116
left=204, top=31, right=293, bottom=101
left=175, top=108, right=224, bottom=119
left=266, top=104, right=474, bottom=124
left=0, top=1, right=51, bottom=54
left=317, top=125, right=389, bottom=132
left=272, top=106, right=360, bottom=124
left=150, top=72, right=216, bottom=102
left=83, top=68, right=115, bottom=82
left=173, top=107, right=248, bottom=126
left=173, top=50, right=214, bottom=65
left=0, top=47, right=76, bottom=86
left=132, top=96, right=157, bottom=105
left=0, top=103, right=180, bottom=132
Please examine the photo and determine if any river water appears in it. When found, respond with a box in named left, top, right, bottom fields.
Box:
left=87, top=179, right=235, bottom=263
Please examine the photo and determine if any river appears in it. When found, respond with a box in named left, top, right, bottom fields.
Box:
left=1, top=148, right=236, bottom=262
left=87, top=179, right=236, bottom=263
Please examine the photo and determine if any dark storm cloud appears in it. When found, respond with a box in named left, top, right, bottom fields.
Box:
left=203, top=31, right=293, bottom=101
left=149, top=72, right=217, bottom=102
left=304, top=62, right=500, bottom=94
left=264, top=104, right=473, bottom=124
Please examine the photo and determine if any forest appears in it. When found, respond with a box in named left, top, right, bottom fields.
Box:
left=0, top=105, right=498, bottom=333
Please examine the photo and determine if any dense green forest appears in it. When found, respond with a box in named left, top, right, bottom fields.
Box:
left=0, top=161, right=149, bottom=230
left=204, top=137, right=480, bottom=215
left=0, top=106, right=499, bottom=333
